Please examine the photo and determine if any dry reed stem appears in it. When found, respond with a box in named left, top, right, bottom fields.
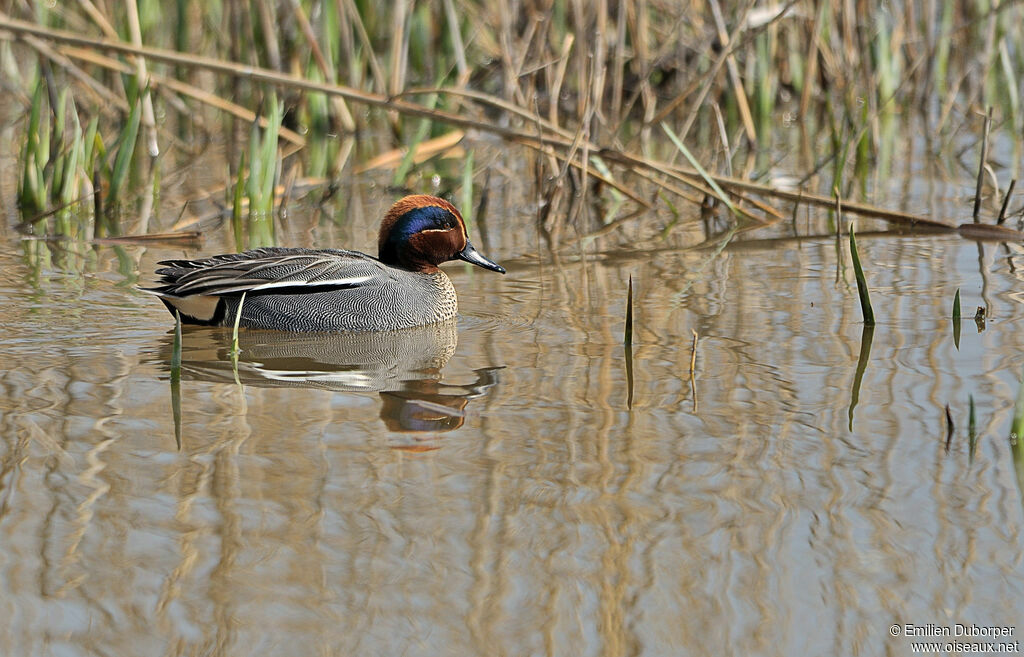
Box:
left=973, top=107, right=992, bottom=223
left=19, top=34, right=128, bottom=112
left=74, top=0, right=116, bottom=37
left=57, top=45, right=306, bottom=146
left=170, top=177, right=330, bottom=232
left=707, top=0, right=756, bottom=142
left=0, top=12, right=987, bottom=234
left=389, top=0, right=410, bottom=98
left=550, top=33, right=574, bottom=129
left=354, top=131, right=465, bottom=173
left=441, top=0, right=469, bottom=85
left=126, top=0, right=159, bottom=156
left=339, top=0, right=387, bottom=93
left=514, top=138, right=651, bottom=209
left=609, top=0, right=626, bottom=123
left=288, top=0, right=356, bottom=131
left=253, top=0, right=281, bottom=70
left=998, top=179, right=1016, bottom=225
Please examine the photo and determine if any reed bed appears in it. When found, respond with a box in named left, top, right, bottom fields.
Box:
left=1, top=1, right=1023, bottom=245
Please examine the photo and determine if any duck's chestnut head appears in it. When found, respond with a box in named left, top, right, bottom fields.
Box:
left=378, top=195, right=506, bottom=275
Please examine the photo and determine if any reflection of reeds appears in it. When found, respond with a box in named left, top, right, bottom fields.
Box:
left=952, top=288, right=962, bottom=350
left=171, top=310, right=182, bottom=450
left=624, top=274, right=634, bottom=409
left=1010, top=375, right=1024, bottom=510
left=968, top=395, right=977, bottom=463
left=848, top=325, right=874, bottom=431
left=945, top=404, right=955, bottom=454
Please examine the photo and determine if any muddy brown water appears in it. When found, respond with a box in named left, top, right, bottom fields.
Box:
left=1, top=134, right=1023, bottom=656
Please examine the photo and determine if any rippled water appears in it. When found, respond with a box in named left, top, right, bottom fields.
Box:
left=3, top=155, right=1024, bottom=654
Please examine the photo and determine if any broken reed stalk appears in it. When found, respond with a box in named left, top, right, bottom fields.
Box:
left=973, top=107, right=992, bottom=223
left=848, top=223, right=875, bottom=326
left=998, top=179, right=1016, bottom=225
left=689, top=329, right=698, bottom=374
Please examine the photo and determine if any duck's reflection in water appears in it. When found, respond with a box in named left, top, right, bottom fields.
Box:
left=380, top=367, right=502, bottom=431
left=156, top=318, right=502, bottom=437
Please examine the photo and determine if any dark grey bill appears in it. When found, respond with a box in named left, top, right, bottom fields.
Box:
left=456, top=241, right=506, bottom=274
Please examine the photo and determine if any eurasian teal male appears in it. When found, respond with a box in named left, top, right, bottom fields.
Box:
left=145, top=195, right=505, bottom=331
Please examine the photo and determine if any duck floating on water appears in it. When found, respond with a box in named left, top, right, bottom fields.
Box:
left=144, top=195, right=505, bottom=331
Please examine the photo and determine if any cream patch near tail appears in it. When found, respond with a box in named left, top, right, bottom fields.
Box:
left=161, top=293, right=221, bottom=321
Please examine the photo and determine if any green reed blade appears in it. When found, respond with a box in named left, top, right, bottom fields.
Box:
left=247, top=96, right=281, bottom=217
left=660, top=121, right=739, bottom=217
left=953, top=288, right=961, bottom=319
left=624, top=274, right=634, bottom=347
left=230, top=291, right=247, bottom=385
left=85, top=119, right=104, bottom=172
left=47, top=89, right=69, bottom=204
left=258, top=98, right=281, bottom=215
left=19, top=79, right=47, bottom=213
left=625, top=341, right=634, bottom=410
left=247, top=111, right=262, bottom=213
left=53, top=87, right=67, bottom=142
left=57, top=122, right=81, bottom=207
left=231, top=291, right=246, bottom=357
left=108, top=98, right=142, bottom=203
left=848, top=223, right=875, bottom=325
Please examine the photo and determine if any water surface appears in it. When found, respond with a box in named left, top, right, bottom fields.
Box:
left=2, top=206, right=1024, bottom=650
left=2, top=136, right=1024, bottom=656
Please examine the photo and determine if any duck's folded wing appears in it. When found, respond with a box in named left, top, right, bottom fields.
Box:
left=146, top=248, right=388, bottom=297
